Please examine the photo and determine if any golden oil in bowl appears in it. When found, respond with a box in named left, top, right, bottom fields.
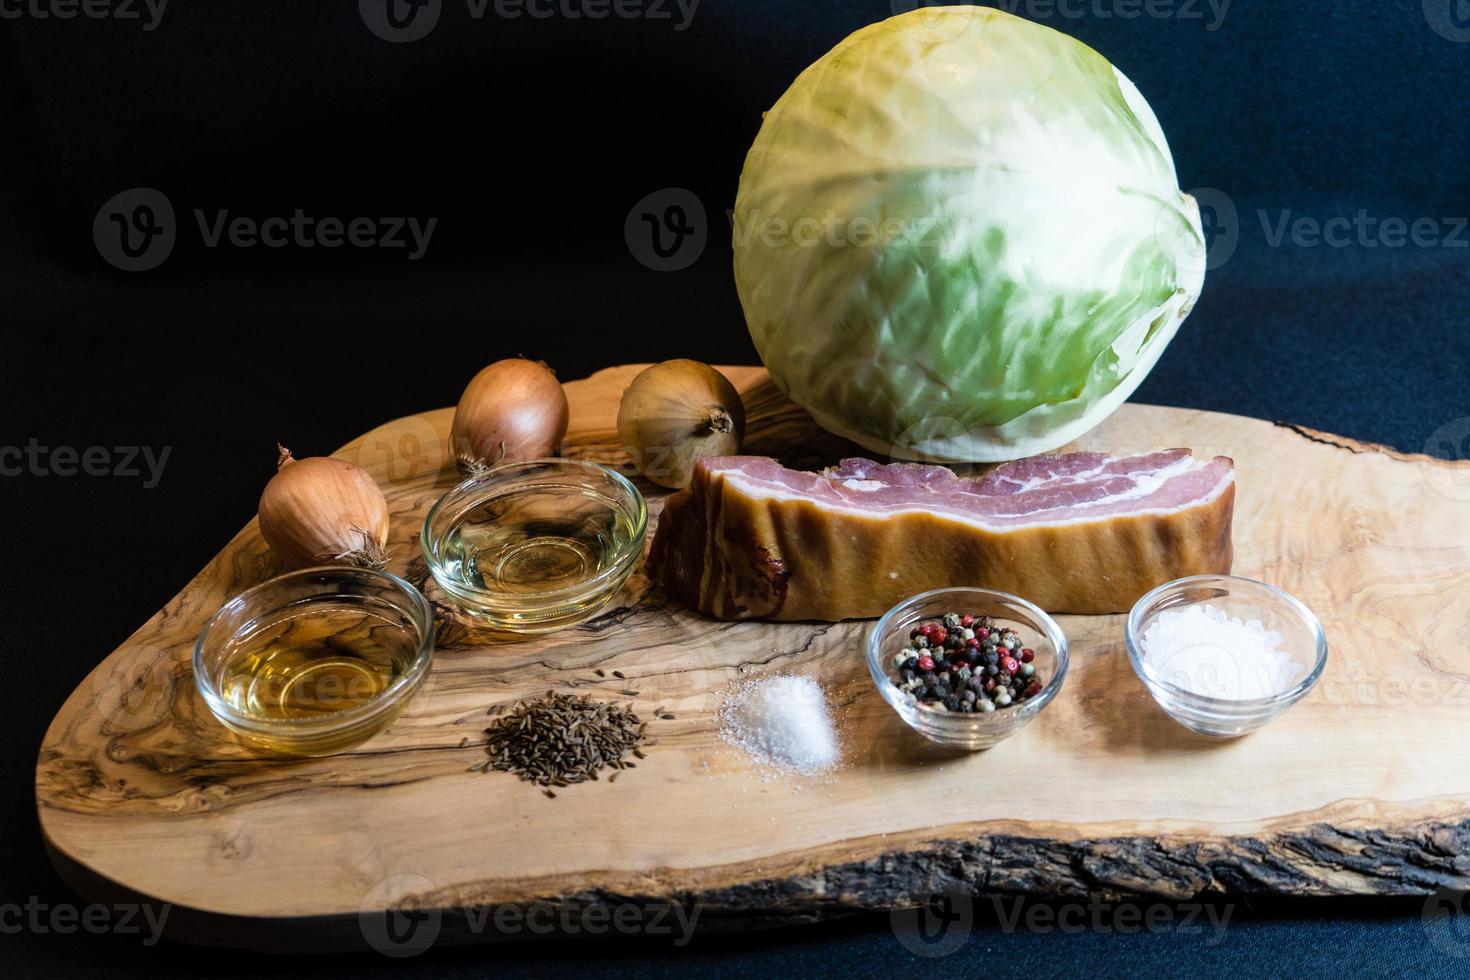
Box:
left=438, top=486, right=639, bottom=594
left=195, top=567, right=434, bottom=755
left=423, top=459, right=648, bottom=633
left=217, top=602, right=417, bottom=721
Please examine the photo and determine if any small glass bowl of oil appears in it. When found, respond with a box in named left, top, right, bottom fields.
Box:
left=421, top=458, right=648, bottom=633
left=193, top=566, right=435, bottom=755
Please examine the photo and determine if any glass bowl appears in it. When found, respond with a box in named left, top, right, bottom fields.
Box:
left=194, top=566, right=435, bottom=755
left=1126, top=574, right=1328, bottom=738
left=421, top=458, right=648, bottom=633
left=867, top=587, right=1069, bottom=751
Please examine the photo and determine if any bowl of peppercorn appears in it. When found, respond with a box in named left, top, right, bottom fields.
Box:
left=866, top=587, right=1069, bottom=751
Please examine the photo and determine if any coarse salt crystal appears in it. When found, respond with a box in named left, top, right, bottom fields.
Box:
left=720, top=676, right=840, bottom=775
left=1141, top=603, right=1302, bottom=700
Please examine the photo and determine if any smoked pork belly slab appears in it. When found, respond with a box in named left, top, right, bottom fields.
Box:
left=646, top=450, right=1235, bottom=620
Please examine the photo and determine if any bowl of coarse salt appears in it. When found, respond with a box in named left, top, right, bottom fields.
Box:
left=1126, top=575, right=1328, bottom=738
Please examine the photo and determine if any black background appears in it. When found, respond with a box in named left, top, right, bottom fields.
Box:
left=4, top=0, right=1470, bottom=975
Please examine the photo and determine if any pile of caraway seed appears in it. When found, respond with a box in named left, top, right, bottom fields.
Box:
left=478, top=691, right=647, bottom=797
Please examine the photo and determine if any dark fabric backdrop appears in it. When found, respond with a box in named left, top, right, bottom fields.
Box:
left=2, top=0, right=1468, bottom=975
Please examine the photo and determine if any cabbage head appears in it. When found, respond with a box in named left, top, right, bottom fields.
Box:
left=733, top=6, right=1205, bottom=462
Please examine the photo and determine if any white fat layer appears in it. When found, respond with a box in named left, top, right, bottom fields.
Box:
left=1024, top=455, right=1196, bottom=506
left=991, top=454, right=1194, bottom=497
left=840, top=479, right=885, bottom=491
left=718, top=459, right=1231, bottom=531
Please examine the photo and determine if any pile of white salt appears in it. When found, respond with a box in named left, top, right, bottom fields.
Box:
left=719, top=675, right=840, bottom=775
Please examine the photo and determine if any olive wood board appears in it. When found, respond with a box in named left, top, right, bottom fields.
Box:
left=36, top=364, right=1470, bottom=950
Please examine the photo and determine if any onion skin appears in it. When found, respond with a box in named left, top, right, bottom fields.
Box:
left=617, top=360, right=746, bottom=489
left=258, top=446, right=391, bottom=570
left=451, top=358, right=569, bottom=474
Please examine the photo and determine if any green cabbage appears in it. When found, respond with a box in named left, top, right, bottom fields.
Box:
left=733, top=6, right=1205, bottom=462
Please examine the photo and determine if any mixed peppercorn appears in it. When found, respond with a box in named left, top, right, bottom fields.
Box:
left=890, top=612, right=1043, bottom=713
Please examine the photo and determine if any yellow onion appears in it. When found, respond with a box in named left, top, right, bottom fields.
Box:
left=258, top=445, right=390, bottom=570
left=617, top=360, right=745, bottom=489
left=450, top=358, right=569, bottom=475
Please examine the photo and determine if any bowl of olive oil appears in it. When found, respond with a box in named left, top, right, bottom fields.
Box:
left=194, top=566, right=434, bottom=755
left=421, top=459, right=648, bottom=633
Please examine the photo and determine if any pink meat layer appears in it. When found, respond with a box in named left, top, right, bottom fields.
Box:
left=702, top=450, right=1234, bottom=529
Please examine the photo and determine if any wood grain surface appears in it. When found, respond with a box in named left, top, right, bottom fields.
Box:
left=35, top=365, right=1470, bottom=948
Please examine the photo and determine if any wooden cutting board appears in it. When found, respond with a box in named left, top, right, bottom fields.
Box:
left=36, top=365, right=1470, bottom=949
